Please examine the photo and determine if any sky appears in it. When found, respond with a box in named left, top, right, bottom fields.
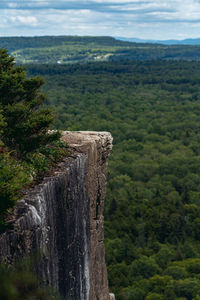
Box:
left=1, top=0, right=200, bottom=40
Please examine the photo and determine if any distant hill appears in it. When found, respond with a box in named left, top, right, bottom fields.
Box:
left=117, top=37, right=200, bottom=45
left=0, top=36, right=135, bottom=64
left=0, top=36, right=133, bottom=52
left=1, top=35, right=200, bottom=64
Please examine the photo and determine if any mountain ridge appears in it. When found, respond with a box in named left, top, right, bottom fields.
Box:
left=116, top=36, right=200, bottom=45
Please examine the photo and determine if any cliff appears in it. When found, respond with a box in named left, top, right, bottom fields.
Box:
left=0, top=131, right=113, bottom=300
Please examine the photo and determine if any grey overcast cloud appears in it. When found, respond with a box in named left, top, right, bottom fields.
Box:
left=0, top=0, right=200, bottom=39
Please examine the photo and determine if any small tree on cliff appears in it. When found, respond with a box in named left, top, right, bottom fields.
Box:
left=0, top=48, right=60, bottom=155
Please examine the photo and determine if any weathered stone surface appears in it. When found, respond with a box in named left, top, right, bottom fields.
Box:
left=109, top=293, right=116, bottom=300
left=61, top=131, right=112, bottom=300
left=0, top=131, right=113, bottom=300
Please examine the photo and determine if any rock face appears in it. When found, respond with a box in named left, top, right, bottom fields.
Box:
left=0, top=131, right=113, bottom=300
left=109, top=294, right=116, bottom=300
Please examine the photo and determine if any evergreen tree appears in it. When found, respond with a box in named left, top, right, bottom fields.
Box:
left=0, top=48, right=60, bottom=156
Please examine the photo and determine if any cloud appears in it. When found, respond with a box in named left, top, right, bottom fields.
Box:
left=1, top=0, right=200, bottom=39
left=0, top=1, right=181, bottom=12
left=1, top=0, right=199, bottom=22
left=10, top=15, right=38, bottom=26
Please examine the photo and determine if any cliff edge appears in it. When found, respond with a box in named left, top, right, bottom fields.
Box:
left=0, top=131, right=113, bottom=300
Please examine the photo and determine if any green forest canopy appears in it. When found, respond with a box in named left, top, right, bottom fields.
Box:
left=27, top=60, right=200, bottom=299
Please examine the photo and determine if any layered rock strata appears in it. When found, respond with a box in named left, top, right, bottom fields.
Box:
left=0, top=131, right=113, bottom=300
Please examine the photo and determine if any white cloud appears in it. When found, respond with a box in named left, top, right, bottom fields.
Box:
left=1, top=1, right=200, bottom=39
left=10, top=15, right=38, bottom=26
left=8, top=3, right=18, bottom=8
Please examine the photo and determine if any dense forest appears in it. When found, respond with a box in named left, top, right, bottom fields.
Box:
left=2, top=36, right=200, bottom=64
left=27, top=60, right=200, bottom=299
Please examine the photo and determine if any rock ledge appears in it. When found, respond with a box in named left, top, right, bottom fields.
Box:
left=0, top=131, right=113, bottom=300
